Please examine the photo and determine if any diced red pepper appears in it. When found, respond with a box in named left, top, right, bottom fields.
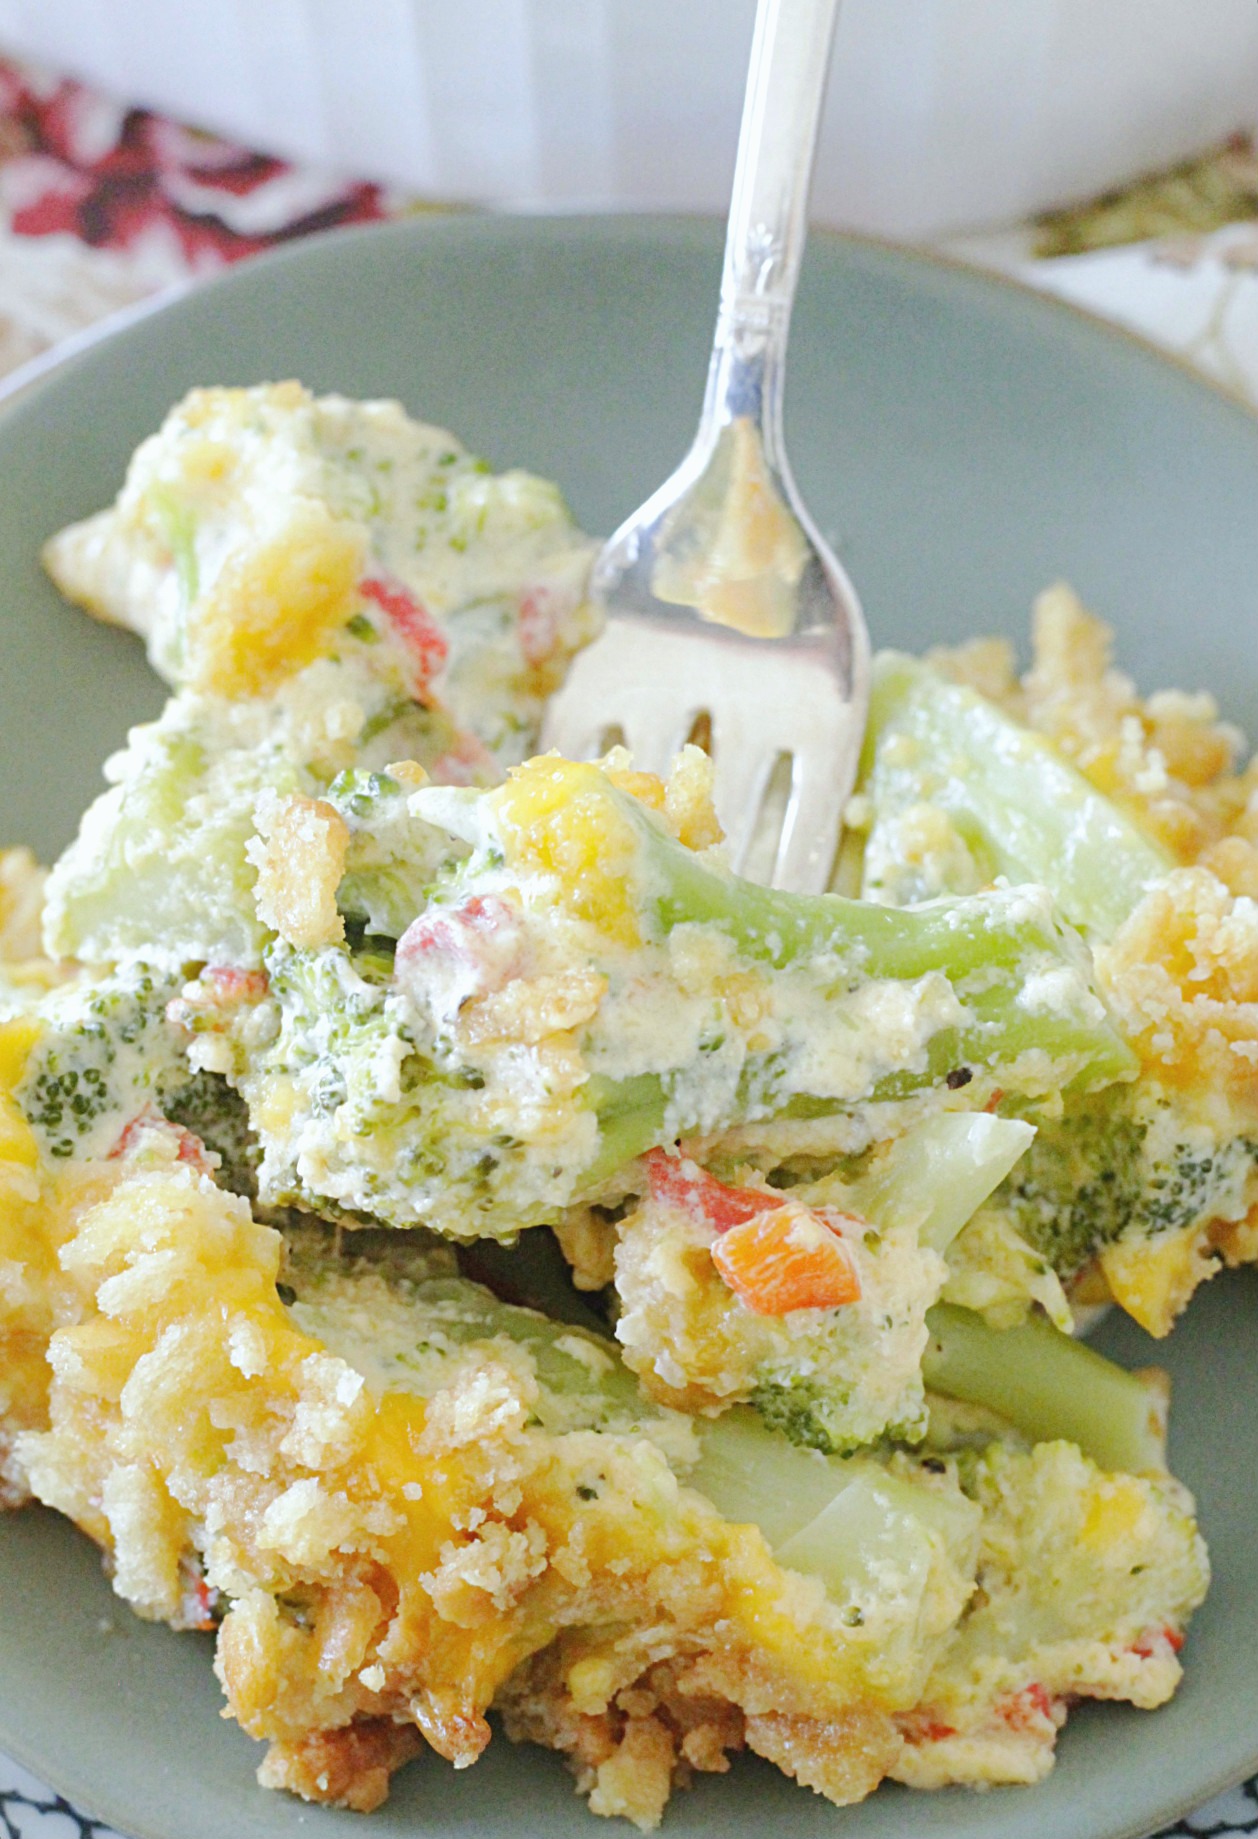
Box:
left=900, top=1713, right=958, bottom=1745
left=201, top=966, right=268, bottom=1003
left=644, top=1149, right=786, bottom=1232
left=192, top=1576, right=217, bottom=1632
left=429, top=728, right=497, bottom=787
left=1132, top=1625, right=1185, bottom=1659
left=360, top=576, right=448, bottom=701
left=109, top=1112, right=213, bottom=1173
left=518, top=586, right=561, bottom=667
left=398, top=894, right=516, bottom=965
left=996, top=1683, right=1055, bottom=1730
left=166, top=965, right=267, bottom=1036
left=396, top=894, right=526, bottom=1007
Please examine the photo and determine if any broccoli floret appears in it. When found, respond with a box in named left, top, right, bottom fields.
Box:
left=18, top=962, right=188, bottom=1160
left=325, top=767, right=464, bottom=940
left=163, top=1071, right=259, bottom=1198
left=998, top=1090, right=1258, bottom=1277
left=752, top=1372, right=849, bottom=1451
left=751, top=1370, right=924, bottom=1456
left=17, top=963, right=268, bottom=1189
left=238, top=935, right=545, bottom=1235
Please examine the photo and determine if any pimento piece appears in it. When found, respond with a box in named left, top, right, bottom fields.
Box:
left=995, top=1683, right=1057, bottom=1731
left=397, top=893, right=519, bottom=967
left=360, top=576, right=448, bottom=703
left=109, top=1111, right=214, bottom=1173
left=712, top=1203, right=862, bottom=1315
left=429, top=728, right=497, bottom=787
left=644, top=1149, right=785, bottom=1232
left=396, top=893, right=525, bottom=1015
left=192, top=1576, right=218, bottom=1632
left=167, top=965, right=268, bottom=1036
left=517, top=585, right=561, bottom=668
left=200, top=966, right=268, bottom=1003
left=899, top=1712, right=957, bottom=1745
left=1132, top=1625, right=1186, bottom=1659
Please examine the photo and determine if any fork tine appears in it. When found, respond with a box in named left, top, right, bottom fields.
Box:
left=772, top=748, right=844, bottom=894
left=709, top=733, right=778, bottom=876
left=620, top=703, right=701, bottom=780
left=538, top=681, right=604, bottom=762
left=545, top=717, right=600, bottom=762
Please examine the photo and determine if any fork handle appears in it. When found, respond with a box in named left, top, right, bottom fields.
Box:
left=705, top=0, right=841, bottom=453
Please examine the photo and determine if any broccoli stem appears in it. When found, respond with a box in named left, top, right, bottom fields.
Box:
left=606, top=783, right=1137, bottom=1105
left=690, top=1404, right=980, bottom=1621
left=581, top=814, right=1133, bottom=1178
left=922, top=1302, right=1166, bottom=1474
left=684, top=1404, right=847, bottom=1549
left=582, top=1074, right=667, bottom=1187
left=392, top=1273, right=980, bottom=1615
left=859, top=654, right=1171, bottom=938
left=842, top=1113, right=1036, bottom=1253
left=771, top=1462, right=980, bottom=1611
left=416, top=764, right=1135, bottom=1206
left=642, top=797, right=1100, bottom=979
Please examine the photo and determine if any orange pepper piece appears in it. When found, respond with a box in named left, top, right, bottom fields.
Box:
left=711, top=1202, right=862, bottom=1315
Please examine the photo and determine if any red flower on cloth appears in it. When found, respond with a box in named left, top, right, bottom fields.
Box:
left=0, top=58, right=392, bottom=268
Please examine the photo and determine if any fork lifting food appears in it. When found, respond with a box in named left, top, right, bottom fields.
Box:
left=542, top=0, right=869, bottom=893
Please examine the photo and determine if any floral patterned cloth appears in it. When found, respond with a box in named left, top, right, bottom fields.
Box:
left=0, top=52, right=1256, bottom=1839
left=0, top=58, right=404, bottom=380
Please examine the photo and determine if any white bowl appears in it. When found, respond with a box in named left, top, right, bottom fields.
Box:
left=0, top=0, right=1256, bottom=237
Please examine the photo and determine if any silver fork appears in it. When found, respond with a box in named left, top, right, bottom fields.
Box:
left=542, top=0, right=868, bottom=894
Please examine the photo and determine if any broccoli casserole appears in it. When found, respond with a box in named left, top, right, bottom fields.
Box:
left=6, top=381, right=1257, bottom=1827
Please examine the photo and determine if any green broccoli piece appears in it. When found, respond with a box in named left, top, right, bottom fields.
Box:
left=857, top=652, right=1172, bottom=939
left=324, top=767, right=463, bottom=940
left=163, top=1070, right=260, bottom=1198
left=284, top=1221, right=980, bottom=1690
left=17, top=962, right=188, bottom=1161
left=996, top=1089, right=1258, bottom=1278
left=750, top=1370, right=928, bottom=1456
left=922, top=1302, right=1166, bottom=1474
left=15, top=967, right=265, bottom=1194
left=231, top=750, right=1133, bottom=1240
left=42, top=704, right=279, bottom=971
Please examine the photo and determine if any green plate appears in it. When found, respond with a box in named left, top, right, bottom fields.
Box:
left=1, top=215, right=1257, bottom=1839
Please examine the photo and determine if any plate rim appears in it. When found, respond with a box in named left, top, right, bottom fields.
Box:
left=0, top=209, right=1255, bottom=432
